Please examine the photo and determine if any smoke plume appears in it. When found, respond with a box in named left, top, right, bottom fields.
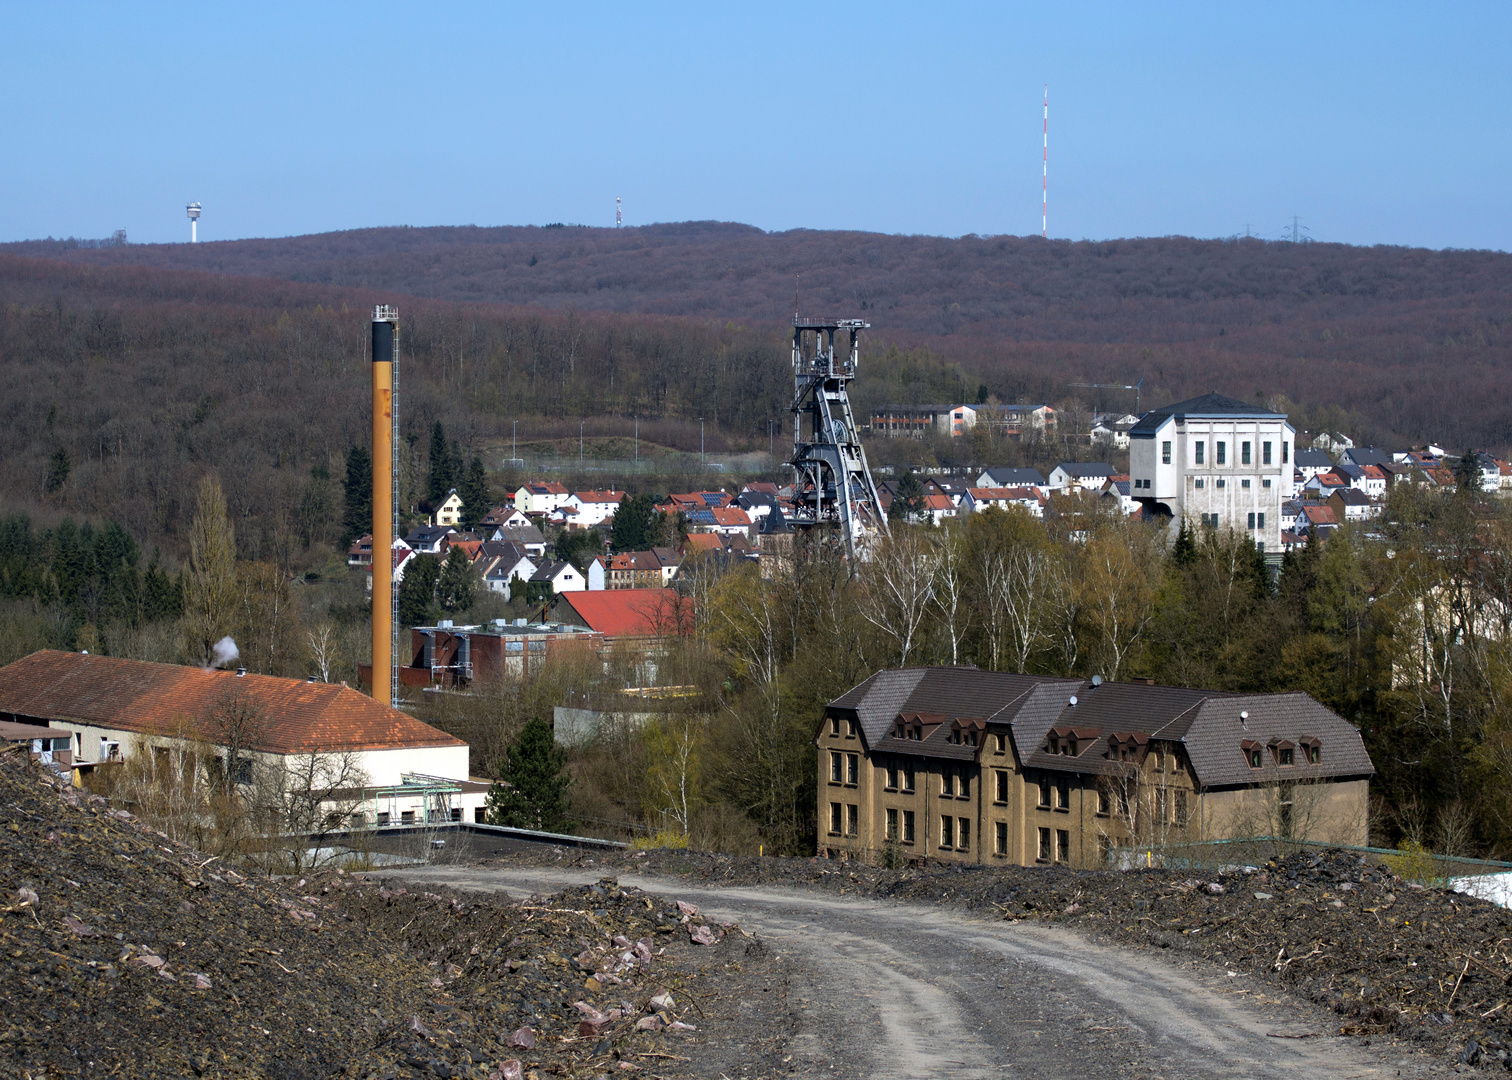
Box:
left=208, top=636, right=240, bottom=669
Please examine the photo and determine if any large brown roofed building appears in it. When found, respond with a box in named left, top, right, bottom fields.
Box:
left=819, top=666, right=1372, bottom=867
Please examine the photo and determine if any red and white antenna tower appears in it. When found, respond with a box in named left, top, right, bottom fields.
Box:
left=1042, top=84, right=1048, bottom=238
left=616, top=196, right=622, bottom=228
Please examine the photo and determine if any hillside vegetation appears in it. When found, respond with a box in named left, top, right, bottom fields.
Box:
left=11, top=223, right=1512, bottom=449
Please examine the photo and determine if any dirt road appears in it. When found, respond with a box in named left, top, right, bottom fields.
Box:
left=376, top=864, right=1442, bottom=1080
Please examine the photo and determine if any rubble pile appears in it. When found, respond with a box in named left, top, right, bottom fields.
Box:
left=0, top=751, right=743, bottom=1079
left=547, top=846, right=1512, bottom=1068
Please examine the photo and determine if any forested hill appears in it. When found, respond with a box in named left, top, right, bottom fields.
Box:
left=9, top=223, right=1512, bottom=450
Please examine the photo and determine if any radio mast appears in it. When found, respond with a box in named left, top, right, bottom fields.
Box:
left=1042, top=85, right=1048, bottom=238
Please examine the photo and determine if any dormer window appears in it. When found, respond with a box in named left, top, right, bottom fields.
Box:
left=1249, top=749, right=1262, bottom=768
left=1279, top=747, right=1293, bottom=766
left=1299, top=736, right=1322, bottom=764
left=1241, top=739, right=1264, bottom=768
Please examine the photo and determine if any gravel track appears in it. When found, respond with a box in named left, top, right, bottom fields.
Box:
left=377, top=864, right=1449, bottom=1080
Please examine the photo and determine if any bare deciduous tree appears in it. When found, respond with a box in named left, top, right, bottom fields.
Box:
left=855, top=528, right=939, bottom=668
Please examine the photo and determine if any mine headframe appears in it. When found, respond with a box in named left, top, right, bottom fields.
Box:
left=787, top=316, right=889, bottom=560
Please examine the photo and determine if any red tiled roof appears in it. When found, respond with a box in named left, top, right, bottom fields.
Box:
left=923, top=494, right=952, bottom=510
left=1303, top=505, right=1338, bottom=525
left=684, top=533, right=722, bottom=552
left=555, top=589, right=687, bottom=637
left=451, top=540, right=484, bottom=562
left=523, top=481, right=568, bottom=495
left=574, top=490, right=625, bottom=504
left=0, top=651, right=463, bottom=754
left=709, top=506, right=751, bottom=527
left=348, top=534, right=374, bottom=555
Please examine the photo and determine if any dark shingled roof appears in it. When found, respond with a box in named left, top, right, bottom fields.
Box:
left=1129, top=392, right=1286, bottom=437
left=826, top=667, right=1373, bottom=787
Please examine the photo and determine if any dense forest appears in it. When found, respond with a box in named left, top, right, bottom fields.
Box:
left=10, top=223, right=1512, bottom=450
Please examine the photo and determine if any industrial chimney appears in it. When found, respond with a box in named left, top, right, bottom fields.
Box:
left=371, top=306, right=399, bottom=704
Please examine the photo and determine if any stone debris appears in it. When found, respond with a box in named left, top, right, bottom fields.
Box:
left=0, top=751, right=751, bottom=1079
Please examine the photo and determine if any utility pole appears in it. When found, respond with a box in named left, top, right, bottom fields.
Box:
left=512, top=420, right=517, bottom=463
left=699, top=418, right=705, bottom=468
left=580, top=420, right=584, bottom=469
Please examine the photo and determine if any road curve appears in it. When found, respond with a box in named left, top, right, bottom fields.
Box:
left=376, top=864, right=1435, bottom=1080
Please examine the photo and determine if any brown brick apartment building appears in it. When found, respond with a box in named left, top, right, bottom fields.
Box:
left=817, top=667, right=1373, bottom=866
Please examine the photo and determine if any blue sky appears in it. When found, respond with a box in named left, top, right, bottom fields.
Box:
left=2, top=2, right=1508, bottom=249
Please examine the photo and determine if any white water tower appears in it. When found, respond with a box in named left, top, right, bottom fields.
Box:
left=186, top=202, right=202, bottom=243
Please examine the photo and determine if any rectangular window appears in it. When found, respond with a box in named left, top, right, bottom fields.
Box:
left=1216, top=479, right=1226, bottom=489
left=830, top=802, right=842, bottom=834
left=1216, top=441, right=1227, bottom=465
left=1279, top=747, right=1294, bottom=765
left=1195, top=478, right=1204, bottom=489
left=958, top=769, right=970, bottom=799
left=995, top=821, right=1008, bottom=855
left=847, top=804, right=858, bottom=837
left=830, top=717, right=840, bottom=737
left=1248, top=512, right=1256, bottom=529
left=830, top=751, right=843, bottom=783
left=1056, top=779, right=1070, bottom=810
left=1038, top=777, right=1052, bottom=808
left=1057, top=829, right=1070, bottom=863
left=995, top=770, right=1009, bottom=803
left=1154, top=788, right=1167, bottom=823
left=1175, top=790, right=1188, bottom=826
left=1263, top=441, right=1273, bottom=465
left=1097, top=787, right=1110, bottom=815
left=474, top=807, right=486, bottom=823
left=1263, top=478, right=1272, bottom=488
left=903, top=764, right=916, bottom=792
left=401, top=810, right=415, bottom=825
left=1038, top=826, right=1052, bottom=861
left=885, top=762, right=898, bottom=790
left=1195, top=440, right=1205, bottom=465
left=1257, top=512, right=1265, bottom=529
left=1242, top=441, right=1252, bottom=465
left=994, top=732, right=1007, bottom=754
left=1242, top=478, right=1251, bottom=489
left=1162, top=440, right=1172, bottom=465
left=846, top=718, right=858, bottom=738
left=941, top=769, right=954, bottom=797
left=450, top=808, right=462, bottom=822
left=903, top=809, right=916, bottom=843
left=377, top=812, right=391, bottom=827
left=1282, top=441, right=1290, bottom=464
left=846, top=754, right=859, bottom=785
left=886, top=807, right=899, bottom=841
left=941, top=815, right=955, bottom=848
left=958, top=818, right=971, bottom=851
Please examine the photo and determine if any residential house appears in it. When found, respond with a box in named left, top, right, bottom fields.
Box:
left=481, top=542, right=537, bottom=594
left=1128, top=392, right=1294, bottom=553
left=1328, top=488, right=1379, bottom=523
left=1100, top=476, right=1140, bottom=516
left=975, top=467, right=1049, bottom=492
left=0, top=651, right=491, bottom=824
left=1280, top=530, right=1309, bottom=552
left=960, top=487, right=1045, bottom=518
left=432, top=489, right=464, bottom=527
left=1292, top=448, right=1335, bottom=481
left=1360, top=465, right=1389, bottom=498
left=529, top=560, right=586, bottom=594
left=1090, top=413, right=1140, bottom=450
left=1048, top=462, right=1118, bottom=491
left=488, top=521, right=547, bottom=558
left=365, top=540, right=415, bottom=593
left=817, top=666, right=1372, bottom=866
left=513, top=482, right=571, bottom=516
left=1302, top=471, right=1348, bottom=499
left=347, top=534, right=375, bottom=567
left=0, top=719, right=74, bottom=771
left=555, top=490, right=625, bottom=529
left=1299, top=504, right=1340, bottom=534
left=481, top=506, right=532, bottom=531
left=596, top=549, right=679, bottom=590
left=1329, top=463, right=1367, bottom=492
left=1341, top=447, right=1393, bottom=470
left=920, top=493, right=956, bottom=526
left=1312, top=431, right=1354, bottom=454
left=403, top=525, right=457, bottom=556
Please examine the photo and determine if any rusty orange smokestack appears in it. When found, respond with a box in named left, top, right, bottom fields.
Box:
left=371, top=306, right=399, bottom=703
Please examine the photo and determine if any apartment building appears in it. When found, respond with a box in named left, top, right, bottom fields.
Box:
left=1128, top=392, right=1295, bottom=552
left=816, top=666, right=1372, bottom=867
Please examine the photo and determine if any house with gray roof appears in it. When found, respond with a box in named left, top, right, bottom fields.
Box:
left=816, top=665, right=1370, bottom=867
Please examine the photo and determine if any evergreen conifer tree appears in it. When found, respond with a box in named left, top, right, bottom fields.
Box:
left=458, top=457, right=490, bottom=529
left=398, top=553, right=441, bottom=626
left=427, top=421, right=456, bottom=506
left=436, top=546, right=476, bottom=612
left=342, top=445, right=373, bottom=545
left=485, top=718, right=571, bottom=831
left=44, top=447, right=70, bottom=494
left=888, top=469, right=927, bottom=523
left=609, top=493, right=661, bottom=552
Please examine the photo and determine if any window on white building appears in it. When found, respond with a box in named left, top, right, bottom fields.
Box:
left=1242, top=441, right=1252, bottom=465
left=1195, top=441, right=1205, bottom=465
left=1216, top=442, right=1227, bottom=465
left=1263, top=441, right=1273, bottom=465
left=1162, top=441, right=1172, bottom=464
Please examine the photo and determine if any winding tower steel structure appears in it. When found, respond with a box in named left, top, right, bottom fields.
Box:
left=787, top=317, right=888, bottom=558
